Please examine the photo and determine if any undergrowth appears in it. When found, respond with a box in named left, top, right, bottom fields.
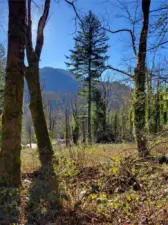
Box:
left=1, top=144, right=168, bottom=224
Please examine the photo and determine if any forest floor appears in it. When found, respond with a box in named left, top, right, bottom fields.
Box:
left=1, top=142, right=168, bottom=225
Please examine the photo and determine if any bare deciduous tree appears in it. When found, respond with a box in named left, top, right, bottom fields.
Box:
left=103, top=0, right=151, bottom=155
left=25, top=0, right=53, bottom=165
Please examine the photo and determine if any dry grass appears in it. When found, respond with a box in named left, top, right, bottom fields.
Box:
left=21, top=148, right=41, bottom=173
left=2, top=143, right=168, bottom=224
left=54, top=143, right=137, bottom=167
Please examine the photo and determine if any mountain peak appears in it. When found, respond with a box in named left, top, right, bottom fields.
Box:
left=40, top=67, right=78, bottom=93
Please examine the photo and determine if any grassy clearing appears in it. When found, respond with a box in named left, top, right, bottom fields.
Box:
left=1, top=143, right=168, bottom=224
left=21, top=148, right=41, bottom=173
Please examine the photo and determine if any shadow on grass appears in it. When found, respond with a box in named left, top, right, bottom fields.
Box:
left=25, top=161, right=61, bottom=225
left=54, top=209, right=108, bottom=225
left=0, top=187, right=20, bottom=224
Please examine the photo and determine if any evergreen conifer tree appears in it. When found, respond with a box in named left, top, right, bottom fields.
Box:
left=66, top=10, right=109, bottom=143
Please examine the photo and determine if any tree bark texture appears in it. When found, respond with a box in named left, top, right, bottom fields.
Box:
left=26, top=0, right=53, bottom=165
left=134, top=0, right=151, bottom=156
left=0, top=0, right=26, bottom=187
left=25, top=63, right=53, bottom=165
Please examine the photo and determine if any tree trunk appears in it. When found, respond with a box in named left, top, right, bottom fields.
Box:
left=29, top=134, right=32, bottom=148
left=72, top=124, right=79, bottom=145
left=0, top=0, right=26, bottom=187
left=88, top=75, right=92, bottom=144
left=82, top=119, right=86, bottom=144
left=129, top=109, right=134, bottom=142
left=103, top=107, right=106, bottom=133
left=88, top=32, right=92, bottom=144
left=134, top=0, right=151, bottom=156
left=25, top=63, right=53, bottom=166
left=134, top=78, right=147, bottom=154
left=25, top=0, right=53, bottom=166
left=146, top=70, right=153, bottom=133
left=154, top=79, right=161, bottom=133
left=29, top=127, right=32, bottom=148
left=65, top=107, right=70, bottom=147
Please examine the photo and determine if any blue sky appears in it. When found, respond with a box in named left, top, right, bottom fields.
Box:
left=0, top=0, right=167, bottom=77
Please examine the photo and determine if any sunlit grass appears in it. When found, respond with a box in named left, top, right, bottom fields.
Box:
left=21, top=148, right=40, bottom=174
left=19, top=143, right=168, bottom=224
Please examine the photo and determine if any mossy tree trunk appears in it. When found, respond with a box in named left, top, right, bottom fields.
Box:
left=0, top=0, right=26, bottom=187
left=134, top=0, right=151, bottom=156
left=82, top=118, right=86, bottom=144
left=105, top=0, right=151, bottom=153
left=71, top=95, right=80, bottom=145
left=129, top=109, right=135, bottom=142
left=154, top=79, right=161, bottom=133
left=26, top=0, right=53, bottom=165
left=134, top=74, right=147, bottom=154
left=25, top=63, right=53, bottom=165
left=112, top=112, right=120, bottom=142
left=146, top=70, right=154, bottom=133
left=72, top=124, right=79, bottom=145
left=65, top=105, right=70, bottom=147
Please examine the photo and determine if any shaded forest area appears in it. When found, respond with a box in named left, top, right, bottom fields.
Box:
left=0, top=0, right=168, bottom=224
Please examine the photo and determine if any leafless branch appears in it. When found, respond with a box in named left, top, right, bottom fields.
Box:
left=35, top=0, right=50, bottom=58
left=64, top=0, right=83, bottom=25
left=147, top=40, right=168, bottom=52
left=106, top=65, right=134, bottom=79
left=103, top=27, right=137, bottom=56
left=150, top=6, right=168, bottom=14
left=32, top=0, right=40, bottom=9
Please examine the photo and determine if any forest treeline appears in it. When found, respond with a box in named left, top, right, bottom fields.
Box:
left=0, top=0, right=168, bottom=187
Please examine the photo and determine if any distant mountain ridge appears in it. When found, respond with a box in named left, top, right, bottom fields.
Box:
left=40, top=67, right=79, bottom=93
left=37, top=67, right=131, bottom=110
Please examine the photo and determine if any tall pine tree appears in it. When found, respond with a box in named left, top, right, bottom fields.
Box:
left=66, top=11, right=109, bottom=144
